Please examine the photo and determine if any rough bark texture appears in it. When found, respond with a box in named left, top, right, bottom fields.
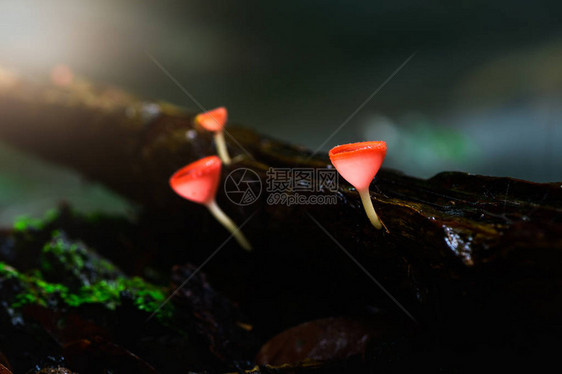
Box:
left=1, top=69, right=561, bottom=369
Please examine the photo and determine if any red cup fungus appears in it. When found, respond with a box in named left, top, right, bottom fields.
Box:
left=170, top=155, right=252, bottom=250
left=194, top=107, right=231, bottom=165
left=329, top=141, right=387, bottom=231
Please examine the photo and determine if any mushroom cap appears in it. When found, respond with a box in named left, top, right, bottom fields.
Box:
left=329, top=141, right=387, bottom=191
left=170, top=156, right=222, bottom=205
left=194, top=107, right=228, bottom=132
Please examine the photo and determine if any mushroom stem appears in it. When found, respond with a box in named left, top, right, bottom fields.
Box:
left=358, top=188, right=383, bottom=230
left=206, top=199, right=252, bottom=251
left=214, top=131, right=231, bottom=165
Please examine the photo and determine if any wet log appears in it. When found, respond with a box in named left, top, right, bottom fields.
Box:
left=1, top=67, right=561, bottom=357
left=0, top=210, right=260, bottom=373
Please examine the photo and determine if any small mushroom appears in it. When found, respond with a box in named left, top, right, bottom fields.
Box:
left=329, top=141, right=388, bottom=231
left=194, top=107, right=231, bottom=165
left=170, top=156, right=252, bottom=250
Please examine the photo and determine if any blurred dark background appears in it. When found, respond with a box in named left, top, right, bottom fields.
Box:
left=1, top=0, right=561, bottom=224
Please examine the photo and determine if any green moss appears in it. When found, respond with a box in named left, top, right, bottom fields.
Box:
left=126, top=277, right=168, bottom=314
left=13, top=209, right=59, bottom=232
left=0, top=260, right=172, bottom=320
left=40, top=230, right=123, bottom=289
left=0, top=262, right=70, bottom=308
left=4, top=210, right=174, bottom=321
left=0, top=261, right=18, bottom=277
left=13, top=216, right=43, bottom=232
left=63, top=277, right=169, bottom=316
left=42, top=231, right=87, bottom=271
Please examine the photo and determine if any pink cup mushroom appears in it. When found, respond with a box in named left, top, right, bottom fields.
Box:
left=194, top=107, right=231, bottom=165
left=329, top=141, right=387, bottom=231
left=170, top=155, right=252, bottom=251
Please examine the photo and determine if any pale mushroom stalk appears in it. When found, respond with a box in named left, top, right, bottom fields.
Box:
left=214, top=131, right=231, bottom=165
left=206, top=199, right=252, bottom=251
left=358, top=188, right=382, bottom=230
